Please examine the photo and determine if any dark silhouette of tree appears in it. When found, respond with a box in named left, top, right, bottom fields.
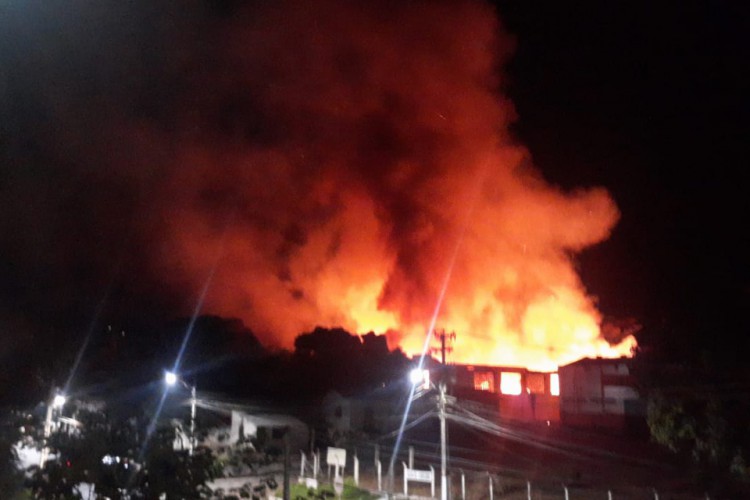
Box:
left=634, top=316, right=750, bottom=494
left=0, top=411, right=24, bottom=497
left=26, top=406, right=220, bottom=498
left=291, top=326, right=411, bottom=399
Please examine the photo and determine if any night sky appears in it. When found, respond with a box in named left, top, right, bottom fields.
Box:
left=497, top=2, right=749, bottom=347
left=1, top=0, right=748, bottom=393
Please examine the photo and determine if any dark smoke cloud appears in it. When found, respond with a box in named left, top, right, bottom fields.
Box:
left=1, top=0, right=624, bottom=365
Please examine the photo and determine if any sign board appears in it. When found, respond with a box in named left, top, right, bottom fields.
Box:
left=405, top=467, right=434, bottom=483
left=326, top=447, right=346, bottom=468
left=403, top=463, right=435, bottom=497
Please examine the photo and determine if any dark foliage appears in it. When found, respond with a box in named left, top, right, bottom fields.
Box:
left=0, top=411, right=25, bottom=496
left=634, top=318, right=750, bottom=493
left=25, top=407, right=220, bottom=499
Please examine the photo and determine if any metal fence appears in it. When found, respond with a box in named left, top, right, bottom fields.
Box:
left=294, top=443, right=712, bottom=500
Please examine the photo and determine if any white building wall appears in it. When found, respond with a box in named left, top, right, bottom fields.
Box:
left=560, top=358, right=639, bottom=418
left=231, top=411, right=259, bottom=442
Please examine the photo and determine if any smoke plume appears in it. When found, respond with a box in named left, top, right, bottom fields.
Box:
left=0, top=0, right=634, bottom=369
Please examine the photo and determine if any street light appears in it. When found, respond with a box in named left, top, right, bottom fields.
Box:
left=409, top=368, right=429, bottom=387
left=409, top=369, right=449, bottom=500
left=164, top=371, right=197, bottom=456
left=40, top=389, right=66, bottom=467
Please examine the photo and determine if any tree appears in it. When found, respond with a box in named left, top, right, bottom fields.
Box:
left=137, top=427, right=220, bottom=498
left=292, top=326, right=411, bottom=398
left=0, top=410, right=25, bottom=498
left=27, top=406, right=221, bottom=499
left=635, top=322, right=750, bottom=494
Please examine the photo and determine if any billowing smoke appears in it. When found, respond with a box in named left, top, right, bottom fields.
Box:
left=0, top=0, right=634, bottom=369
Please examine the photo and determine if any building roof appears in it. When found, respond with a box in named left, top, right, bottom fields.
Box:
left=560, top=356, right=631, bottom=369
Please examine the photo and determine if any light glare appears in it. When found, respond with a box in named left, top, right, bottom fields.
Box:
left=165, top=371, right=178, bottom=386
left=409, top=368, right=430, bottom=389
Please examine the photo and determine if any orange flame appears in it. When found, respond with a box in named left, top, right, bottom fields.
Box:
left=150, top=0, right=636, bottom=370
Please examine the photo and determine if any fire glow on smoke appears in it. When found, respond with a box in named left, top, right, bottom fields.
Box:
left=142, top=0, right=637, bottom=370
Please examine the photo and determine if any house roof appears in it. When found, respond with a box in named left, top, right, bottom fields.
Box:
left=559, top=356, right=631, bottom=369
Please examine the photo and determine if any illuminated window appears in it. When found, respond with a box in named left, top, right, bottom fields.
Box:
left=500, top=372, right=522, bottom=395
left=549, top=373, right=560, bottom=396
left=527, top=373, right=545, bottom=394
left=473, top=372, right=494, bottom=392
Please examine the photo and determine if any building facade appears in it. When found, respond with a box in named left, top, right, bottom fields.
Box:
left=452, top=364, right=561, bottom=422
left=558, top=357, right=645, bottom=431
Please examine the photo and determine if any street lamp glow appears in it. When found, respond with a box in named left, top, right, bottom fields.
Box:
left=41, top=390, right=66, bottom=467
left=409, top=368, right=429, bottom=388
left=162, top=369, right=197, bottom=456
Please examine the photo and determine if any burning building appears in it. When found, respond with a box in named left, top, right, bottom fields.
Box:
left=452, top=364, right=561, bottom=423
left=449, top=354, right=645, bottom=430
left=322, top=356, right=645, bottom=436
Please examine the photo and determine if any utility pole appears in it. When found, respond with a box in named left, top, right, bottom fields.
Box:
left=428, top=329, right=455, bottom=498
left=283, top=429, right=291, bottom=500
left=433, top=329, right=456, bottom=365
left=438, top=382, right=448, bottom=500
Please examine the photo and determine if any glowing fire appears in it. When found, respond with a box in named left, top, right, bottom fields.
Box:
left=499, top=372, right=523, bottom=396
left=149, top=0, right=637, bottom=370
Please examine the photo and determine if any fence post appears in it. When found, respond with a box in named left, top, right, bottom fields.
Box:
left=354, top=454, right=359, bottom=486
left=430, top=465, right=435, bottom=499
left=403, top=462, right=408, bottom=496
left=563, top=485, right=569, bottom=500
left=409, top=446, right=414, bottom=468
left=377, top=459, right=382, bottom=491
left=608, top=489, right=613, bottom=500
left=461, top=470, right=466, bottom=500
left=313, top=450, right=319, bottom=479
left=300, top=451, right=306, bottom=477
left=489, top=474, right=494, bottom=500
left=527, top=480, right=531, bottom=500
left=653, top=488, right=659, bottom=500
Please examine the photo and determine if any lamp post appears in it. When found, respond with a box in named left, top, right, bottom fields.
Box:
left=164, top=371, right=197, bottom=456
left=39, top=389, right=66, bottom=467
